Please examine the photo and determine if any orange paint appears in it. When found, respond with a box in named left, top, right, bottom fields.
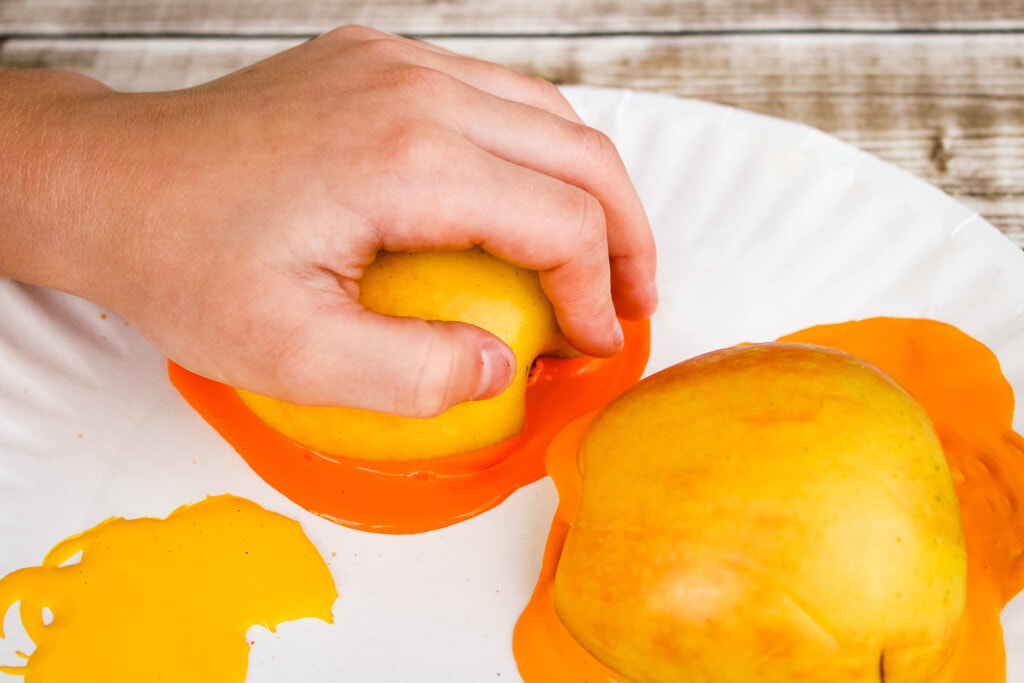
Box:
left=514, top=317, right=1024, bottom=682
left=169, top=318, right=649, bottom=534
left=781, top=318, right=1024, bottom=683
left=512, top=410, right=625, bottom=683
left=0, top=495, right=337, bottom=682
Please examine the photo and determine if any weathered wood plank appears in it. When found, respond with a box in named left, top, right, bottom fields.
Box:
left=0, top=38, right=296, bottom=91
left=475, top=33, right=1024, bottom=246
left=2, top=34, right=1021, bottom=245
left=2, top=0, right=1023, bottom=36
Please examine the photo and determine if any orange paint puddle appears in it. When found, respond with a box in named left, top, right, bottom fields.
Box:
left=513, top=410, right=623, bottom=682
left=170, top=318, right=649, bottom=534
left=514, top=317, right=1024, bottom=682
left=0, top=494, right=337, bottom=682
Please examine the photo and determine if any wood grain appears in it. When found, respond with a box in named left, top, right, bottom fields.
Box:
left=2, top=0, right=1023, bottom=36
left=3, top=34, right=1020, bottom=245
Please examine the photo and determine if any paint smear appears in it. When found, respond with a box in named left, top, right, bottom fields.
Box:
left=0, top=495, right=337, bottom=682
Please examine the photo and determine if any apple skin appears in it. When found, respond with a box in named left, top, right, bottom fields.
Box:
left=236, top=247, right=568, bottom=461
left=552, top=342, right=966, bottom=683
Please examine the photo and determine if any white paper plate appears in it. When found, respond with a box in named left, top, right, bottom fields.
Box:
left=2, top=86, right=1022, bottom=681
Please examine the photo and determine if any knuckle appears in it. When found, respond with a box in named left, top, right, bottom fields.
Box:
left=396, top=374, right=450, bottom=420
left=321, top=27, right=434, bottom=79
left=316, top=24, right=390, bottom=51
left=380, top=121, right=457, bottom=176
left=393, top=326, right=459, bottom=418
left=522, top=74, right=568, bottom=108
left=386, top=62, right=456, bottom=99
left=535, top=188, right=607, bottom=274
left=371, top=103, right=467, bottom=183
left=566, top=190, right=608, bottom=255
left=574, top=125, right=620, bottom=177
left=360, top=34, right=416, bottom=64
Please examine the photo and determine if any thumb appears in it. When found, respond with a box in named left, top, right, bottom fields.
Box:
left=281, top=308, right=517, bottom=418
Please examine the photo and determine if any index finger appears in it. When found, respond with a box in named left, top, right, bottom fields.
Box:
left=335, top=27, right=658, bottom=323
left=454, top=91, right=659, bottom=322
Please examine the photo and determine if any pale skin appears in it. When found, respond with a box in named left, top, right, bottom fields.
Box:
left=0, top=25, right=658, bottom=418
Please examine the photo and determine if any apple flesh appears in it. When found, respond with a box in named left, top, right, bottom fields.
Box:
left=553, top=342, right=966, bottom=683
left=236, top=247, right=568, bottom=461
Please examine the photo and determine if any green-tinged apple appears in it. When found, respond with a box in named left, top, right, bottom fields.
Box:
left=553, top=342, right=967, bottom=683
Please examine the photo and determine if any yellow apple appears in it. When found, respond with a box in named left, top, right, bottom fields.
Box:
left=552, top=342, right=967, bottom=683
left=235, top=247, right=568, bottom=461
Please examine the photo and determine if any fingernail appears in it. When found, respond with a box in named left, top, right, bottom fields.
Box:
left=647, top=282, right=660, bottom=312
left=474, top=339, right=515, bottom=400
left=612, top=318, right=625, bottom=352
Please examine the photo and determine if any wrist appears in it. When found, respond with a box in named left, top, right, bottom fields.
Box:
left=0, top=68, right=130, bottom=301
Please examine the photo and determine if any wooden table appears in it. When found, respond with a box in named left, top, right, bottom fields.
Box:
left=2, top=1, right=1022, bottom=249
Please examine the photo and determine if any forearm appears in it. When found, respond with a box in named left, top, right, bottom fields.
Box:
left=0, top=68, right=131, bottom=300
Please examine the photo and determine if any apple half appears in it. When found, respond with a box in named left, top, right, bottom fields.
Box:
left=515, top=329, right=992, bottom=683
left=551, top=342, right=966, bottom=682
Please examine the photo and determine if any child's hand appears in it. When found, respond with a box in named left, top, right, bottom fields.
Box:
left=0, top=25, right=657, bottom=417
